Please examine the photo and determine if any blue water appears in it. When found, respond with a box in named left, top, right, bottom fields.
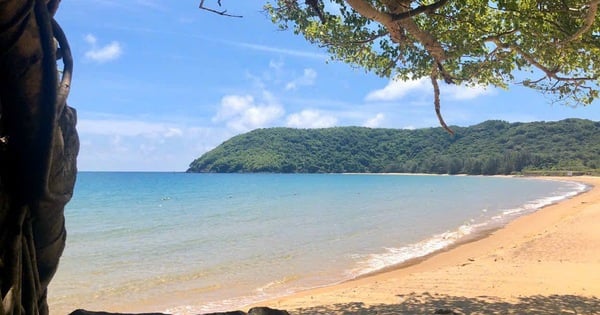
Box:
left=47, top=173, right=586, bottom=314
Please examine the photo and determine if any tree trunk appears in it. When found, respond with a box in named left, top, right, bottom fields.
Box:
left=0, top=1, right=78, bottom=314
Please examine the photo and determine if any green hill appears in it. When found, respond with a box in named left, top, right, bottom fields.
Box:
left=187, top=119, right=600, bottom=175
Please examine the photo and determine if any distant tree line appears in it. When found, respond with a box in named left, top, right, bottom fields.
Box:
left=187, top=119, right=600, bottom=175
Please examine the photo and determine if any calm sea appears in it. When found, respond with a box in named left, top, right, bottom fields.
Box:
left=47, top=173, right=586, bottom=314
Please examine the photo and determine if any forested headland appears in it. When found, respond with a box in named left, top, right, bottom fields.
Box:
left=187, top=119, right=600, bottom=175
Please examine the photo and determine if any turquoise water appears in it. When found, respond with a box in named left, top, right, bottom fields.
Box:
left=48, top=173, right=586, bottom=314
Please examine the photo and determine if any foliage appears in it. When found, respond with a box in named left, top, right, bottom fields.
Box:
left=264, top=0, right=600, bottom=108
left=187, top=118, right=600, bottom=175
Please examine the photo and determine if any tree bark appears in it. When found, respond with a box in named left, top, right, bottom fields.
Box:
left=0, top=1, right=78, bottom=314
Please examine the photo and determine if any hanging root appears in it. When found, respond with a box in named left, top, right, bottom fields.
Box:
left=431, top=66, right=454, bottom=135
left=52, top=18, right=72, bottom=117
left=1, top=1, right=76, bottom=314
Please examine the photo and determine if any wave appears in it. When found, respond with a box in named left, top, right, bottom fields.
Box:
left=163, top=275, right=302, bottom=315
left=255, top=275, right=301, bottom=294
left=348, top=221, right=484, bottom=276
left=165, top=180, right=590, bottom=315
left=349, top=179, right=588, bottom=277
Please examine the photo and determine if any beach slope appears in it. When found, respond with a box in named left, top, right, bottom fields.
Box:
left=251, top=176, right=600, bottom=314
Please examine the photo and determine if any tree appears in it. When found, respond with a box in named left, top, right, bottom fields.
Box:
left=0, top=1, right=78, bottom=314
left=205, top=1, right=599, bottom=133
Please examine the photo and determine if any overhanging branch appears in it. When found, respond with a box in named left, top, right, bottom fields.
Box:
left=560, top=0, right=600, bottom=44
left=391, top=0, right=449, bottom=21
left=489, top=37, right=597, bottom=82
left=199, top=0, right=242, bottom=18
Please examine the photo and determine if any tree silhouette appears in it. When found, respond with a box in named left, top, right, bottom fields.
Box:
left=0, top=1, right=78, bottom=314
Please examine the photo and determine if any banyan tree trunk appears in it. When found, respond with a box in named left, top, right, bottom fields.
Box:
left=0, top=0, right=78, bottom=314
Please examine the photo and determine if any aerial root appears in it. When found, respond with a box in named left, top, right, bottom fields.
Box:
left=431, top=66, right=454, bottom=135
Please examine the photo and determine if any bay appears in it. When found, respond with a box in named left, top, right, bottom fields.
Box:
left=48, top=173, right=586, bottom=314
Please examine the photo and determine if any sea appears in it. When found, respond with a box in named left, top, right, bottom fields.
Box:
left=47, top=172, right=588, bottom=314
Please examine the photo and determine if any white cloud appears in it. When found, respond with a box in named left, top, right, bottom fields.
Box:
left=363, top=113, right=385, bottom=128
left=76, top=117, right=230, bottom=171
left=164, top=127, right=184, bottom=138
left=365, top=78, right=430, bottom=102
left=365, top=77, right=494, bottom=102
left=212, top=94, right=284, bottom=132
left=84, top=34, right=97, bottom=45
left=212, top=95, right=255, bottom=122
left=231, top=105, right=284, bottom=131
left=269, top=59, right=284, bottom=72
left=84, top=33, right=122, bottom=62
left=110, top=135, right=126, bottom=151
left=285, top=68, right=317, bottom=91
left=445, top=84, right=493, bottom=100
left=136, top=0, right=165, bottom=11
left=286, top=110, right=338, bottom=128
left=139, top=143, right=157, bottom=155
left=233, top=42, right=328, bottom=60
left=78, top=119, right=183, bottom=138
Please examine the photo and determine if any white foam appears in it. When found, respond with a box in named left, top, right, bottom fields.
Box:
left=499, top=180, right=588, bottom=218
left=163, top=276, right=302, bottom=315
left=349, top=180, right=589, bottom=277
left=255, top=275, right=300, bottom=294
left=349, top=222, right=483, bottom=276
left=164, top=295, right=257, bottom=315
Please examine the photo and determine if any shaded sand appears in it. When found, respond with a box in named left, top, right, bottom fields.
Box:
left=249, top=176, right=600, bottom=314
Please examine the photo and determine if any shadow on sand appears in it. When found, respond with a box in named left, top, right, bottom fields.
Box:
left=289, top=292, right=600, bottom=314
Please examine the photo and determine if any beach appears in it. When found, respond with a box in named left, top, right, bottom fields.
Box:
left=47, top=174, right=597, bottom=314
left=248, top=176, right=600, bottom=314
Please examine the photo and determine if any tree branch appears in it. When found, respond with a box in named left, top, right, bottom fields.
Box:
left=383, top=53, right=402, bottom=76
left=306, top=0, right=326, bottom=23
left=489, top=36, right=597, bottom=82
left=345, top=0, right=393, bottom=24
left=560, top=0, right=600, bottom=44
left=199, top=0, right=242, bottom=18
left=391, top=0, right=449, bottom=21
left=488, top=37, right=559, bottom=78
left=348, top=30, right=388, bottom=44
left=345, top=1, right=450, bottom=68
left=319, top=30, right=389, bottom=47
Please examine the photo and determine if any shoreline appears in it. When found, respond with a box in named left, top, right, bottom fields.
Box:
left=247, top=176, right=600, bottom=314
left=349, top=175, right=590, bottom=281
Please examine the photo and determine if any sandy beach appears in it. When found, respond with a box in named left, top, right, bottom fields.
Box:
left=248, top=176, right=600, bottom=314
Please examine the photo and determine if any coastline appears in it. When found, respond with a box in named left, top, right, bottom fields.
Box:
left=247, top=176, right=600, bottom=314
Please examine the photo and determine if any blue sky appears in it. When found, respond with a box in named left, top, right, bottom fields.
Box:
left=56, top=1, right=600, bottom=171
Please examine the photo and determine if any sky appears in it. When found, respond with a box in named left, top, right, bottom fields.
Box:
left=56, top=1, right=600, bottom=171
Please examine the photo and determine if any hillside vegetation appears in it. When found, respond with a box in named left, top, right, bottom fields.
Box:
left=187, top=119, right=600, bottom=175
